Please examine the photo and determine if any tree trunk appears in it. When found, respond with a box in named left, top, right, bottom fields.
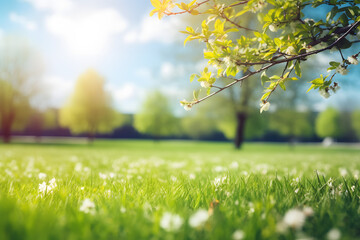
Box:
left=87, top=132, right=95, bottom=145
left=234, top=112, right=248, bottom=149
left=1, top=114, right=14, bottom=144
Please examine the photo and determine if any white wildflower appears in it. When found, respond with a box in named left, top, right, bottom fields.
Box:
left=232, top=229, right=245, bottom=240
left=230, top=161, right=239, bottom=169
left=214, top=166, right=226, bottom=172
left=260, top=101, right=270, bottom=113
left=38, top=173, right=47, bottom=180
left=39, top=178, right=57, bottom=195
left=336, top=65, right=348, bottom=75
left=120, top=207, right=126, bottom=213
left=303, top=206, right=314, bottom=217
left=79, top=198, right=96, bottom=214
left=74, top=163, right=82, bottom=172
left=189, top=173, right=196, bottom=180
left=283, top=208, right=306, bottom=229
left=295, top=188, right=300, bottom=194
left=326, top=228, right=341, bottom=240
left=160, top=212, right=183, bottom=232
left=99, top=172, right=107, bottom=179
left=319, top=89, right=330, bottom=99
left=339, top=168, right=348, bottom=177
left=38, top=182, right=47, bottom=194
left=189, top=209, right=209, bottom=228
left=200, top=81, right=212, bottom=88
left=235, top=200, right=239, bottom=205
left=327, top=178, right=334, bottom=188
left=351, top=185, right=355, bottom=192
left=170, top=176, right=177, bottom=182
left=347, top=55, right=359, bottom=65
left=269, top=24, right=277, bottom=32
left=213, top=176, right=227, bottom=187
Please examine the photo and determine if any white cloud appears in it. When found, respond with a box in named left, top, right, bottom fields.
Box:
left=124, top=14, right=187, bottom=44
left=160, top=62, right=185, bottom=79
left=45, top=9, right=127, bottom=56
left=9, top=12, right=37, bottom=31
left=108, top=83, right=146, bottom=113
left=42, top=75, right=74, bottom=108
left=23, top=0, right=73, bottom=12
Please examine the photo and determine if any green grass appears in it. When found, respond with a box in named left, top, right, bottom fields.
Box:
left=0, top=140, right=360, bottom=240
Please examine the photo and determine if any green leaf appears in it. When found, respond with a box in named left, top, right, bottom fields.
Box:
left=261, top=71, right=270, bottom=86
left=295, top=61, right=302, bottom=77
left=270, top=75, right=281, bottom=80
left=307, top=84, right=316, bottom=92
left=261, top=91, right=271, bottom=101
left=279, top=81, right=286, bottom=91
left=190, top=74, right=198, bottom=82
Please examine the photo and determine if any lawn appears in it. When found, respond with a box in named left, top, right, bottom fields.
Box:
left=0, top=140, right=360, bottom=240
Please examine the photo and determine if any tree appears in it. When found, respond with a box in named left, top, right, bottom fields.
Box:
left=0, top=36, right=43, bottom=143
left=59, top=69, right=122, bottom=142
left=269, top=109, right=313, bottom=141
left=150, top=0, right=360, bottom=113
left=134, top=91, right=179, bottom=139
left=181, top=96, right=222, bottom=139
left=351, top=110, right=360, bottom=140
left=315, top=107, right=340, bottom=139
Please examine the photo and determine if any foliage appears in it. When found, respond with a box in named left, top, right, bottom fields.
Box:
left=315, top=107, right=341, bottom=138
left=0, top=141, right=360, bottom=239
left=269, top=110, right=314, bottom=139
left=217, top=108, right=267, bottom=139
left=150, top=0, right=360, bottom=112
left=0, top=36, right=43, bottom=142
left=351, top=109, right=360, bottom=139
left=0, top=80, right=32, bottom=131
left=134, top=91, right=179, bottom=138
left=59, top=69, right=122, bottom=137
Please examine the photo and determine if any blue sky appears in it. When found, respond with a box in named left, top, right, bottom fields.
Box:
left=1, top=0, right=359, bottom=114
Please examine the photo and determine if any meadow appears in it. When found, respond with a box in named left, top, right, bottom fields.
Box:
left=0, top=140, right=360, bottom=240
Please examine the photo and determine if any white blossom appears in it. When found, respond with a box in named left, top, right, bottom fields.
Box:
left=269, top=24, right=277, bottom=32
left=347, top=55, right=359, bottom=65
left=223, top=56, right=236, bottom=68
left=283, top=208, right=306, bottom=229
left=285, top=46, right=296, bottom=55
left=160, top=212, right=184, bottom=232
left=319, top=89, right=330, bottom=99
left=336, top=65, right=348, bottom=75
left=189, top=209, right=209, bottom=228
left=200, top=81, right=212, bottom=88
left=232, top=229, right=245, bottom=240
left=326, top=228, right=341, bottom=240
left=260, top=102, right=270, bottom=113
left=251, top=0, right=267, bottom=12
left=79, top=198, right=96, bottom=214
left=181, top=101, right=192, bottom=111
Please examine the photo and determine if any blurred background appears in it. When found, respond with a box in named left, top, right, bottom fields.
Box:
left=1, top=0, right=360, bottom=147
